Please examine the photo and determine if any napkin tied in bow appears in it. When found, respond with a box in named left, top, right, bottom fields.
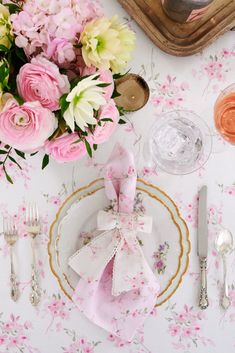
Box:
left=69, top=210, right=152, bottom=296
left=69, top=144, right=160, bottom=341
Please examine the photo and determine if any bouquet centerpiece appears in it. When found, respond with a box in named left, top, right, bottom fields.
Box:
left=0, top=0, right=135, bottom=183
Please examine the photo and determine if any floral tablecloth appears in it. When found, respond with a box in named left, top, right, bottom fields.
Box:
left=1, top=1, right=235, bottom=352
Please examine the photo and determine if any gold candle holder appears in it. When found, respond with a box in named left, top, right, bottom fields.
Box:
left=114, top=73, right=150, bottom=112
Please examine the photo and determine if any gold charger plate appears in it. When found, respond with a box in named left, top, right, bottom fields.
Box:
left=48, top=179, right=190, bottom=306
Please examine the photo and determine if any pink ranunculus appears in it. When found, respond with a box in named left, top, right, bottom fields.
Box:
left=89, top=99, right=119, bottom=145
left=45, top=133, right=87, bottom=163
left=99, top=69, right=114, bottom=101
left=17, top=56, right=70, bottom=111
left=0, top=99, right=57, bottom=152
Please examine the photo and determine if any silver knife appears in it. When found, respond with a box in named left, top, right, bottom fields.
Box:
left=197, top=185, right=209, bottom=310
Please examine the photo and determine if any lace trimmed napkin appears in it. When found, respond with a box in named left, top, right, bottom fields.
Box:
left=69, top=144, right=160, bottom=341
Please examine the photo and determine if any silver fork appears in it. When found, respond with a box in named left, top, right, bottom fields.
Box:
left=26, top=204, right=41, bottom=306
left=3, top=217, right=20, bottom=302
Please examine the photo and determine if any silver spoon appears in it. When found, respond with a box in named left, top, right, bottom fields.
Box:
left=215, top=227, right=233, bottom=309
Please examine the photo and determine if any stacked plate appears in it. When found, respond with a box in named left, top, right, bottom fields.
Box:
left=48, top=179, right=190, bottom=306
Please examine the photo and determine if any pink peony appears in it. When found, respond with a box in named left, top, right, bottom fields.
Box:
left=89, top=99, right=119, bottom=145
left=45, top=133, right=87, bottom=163
left=17, top=56, right=70, bottom=111
left=0, top=99, right=57, bottom=152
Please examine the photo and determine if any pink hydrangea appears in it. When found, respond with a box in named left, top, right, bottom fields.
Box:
left=17, top=56, right=70, bottom=111
left=45, top=133, right=87, bottom=162
left=0, top=99, right=57, bottom=152
left=11, top=0, right=103, bottom=66
left=46, top=38, right=76, bottom=65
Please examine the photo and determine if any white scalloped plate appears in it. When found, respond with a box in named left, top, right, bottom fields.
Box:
left=48, top=178, right=190, bottom=306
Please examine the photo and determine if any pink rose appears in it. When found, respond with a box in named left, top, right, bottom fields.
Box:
left=0, top=99, right=57, bottom=152
left=89, top=100, right=119, bottom=145
left=17, top=56, right=70, bottom=111
left=45, top=133, right=86, bottom=163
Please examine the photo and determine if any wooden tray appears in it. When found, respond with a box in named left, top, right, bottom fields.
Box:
left=118, top=0, right=235, bottom=56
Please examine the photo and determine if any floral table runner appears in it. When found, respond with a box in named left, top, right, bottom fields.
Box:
left=0, top=1, right=235, bottom=352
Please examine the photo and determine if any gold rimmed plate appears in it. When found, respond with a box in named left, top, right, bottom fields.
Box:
left=48, top=179, right=190, bottom=306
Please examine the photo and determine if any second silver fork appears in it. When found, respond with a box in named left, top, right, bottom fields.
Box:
left=26, top=204, right=41, bottom=306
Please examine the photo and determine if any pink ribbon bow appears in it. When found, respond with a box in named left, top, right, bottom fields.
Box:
left=69, top=144, right=160, bottom=341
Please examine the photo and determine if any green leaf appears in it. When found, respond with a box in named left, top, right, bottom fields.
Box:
left=73, top=43, right=82, bottom=49
left=4, top=3, right=21, bottom=14
left=42, top=154, right=49, bottom=170
left=59, top=94, right=69, bottom=116
left=14, top=46, right=27, bottom=63
left=0, top=44, right=9, bottom=53
left=91, top=74, right=100, bottom=81
left=3, top=165, right=13, bottom=184
left=117, top=106, right=126, bottom=116
left=112, top=89, right=121, bottom=99
left=30, top=151, right=38, bottom=156
left=97, top=83, right=110, bottom=88
left=9, top=156, right=22, bottom=170
left=71, top=138, right=82, bottom=145
left=14, top=96, right=24, bottom=105
left=0, top=150, right=8, bottom=154
left=14, top=149, right=25, bottom=159
left=70, top=75, right=90, bottom=89
left=113, top=70, right=130, bottom=80
left=118, top=118, right=126, bottom=124
left=85, top=140, right=92, bottom=158
left=100, top=118, right=113, bottom=123
left=80, top=130, right=88, bottom=136
left=0, top=62, right=9, bottom=87
left=93, top=144, right=98, bottom=151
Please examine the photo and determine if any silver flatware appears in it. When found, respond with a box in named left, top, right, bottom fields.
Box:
left=26, top=204, right=41, bottom=306
left=197, top=185, right=209, bottom=310
left=3, top=217, right=20, bottom=302
left=215, top=227, right=233, bottom=309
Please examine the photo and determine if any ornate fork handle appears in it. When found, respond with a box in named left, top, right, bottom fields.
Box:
left=30, top=238, right=41, bottom=306
left=9, top=246, right=19, bottom=302
left=199, top=257, right=209, bottom=310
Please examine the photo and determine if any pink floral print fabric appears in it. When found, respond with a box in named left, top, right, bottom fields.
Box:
left=70, top=144, right=160, bottom=341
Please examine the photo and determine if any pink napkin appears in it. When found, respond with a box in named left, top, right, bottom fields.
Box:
left=69, top=144, right=160, bottom=341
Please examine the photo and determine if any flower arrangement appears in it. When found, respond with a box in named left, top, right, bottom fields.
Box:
left=0, top=0, right=135, bottom=182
